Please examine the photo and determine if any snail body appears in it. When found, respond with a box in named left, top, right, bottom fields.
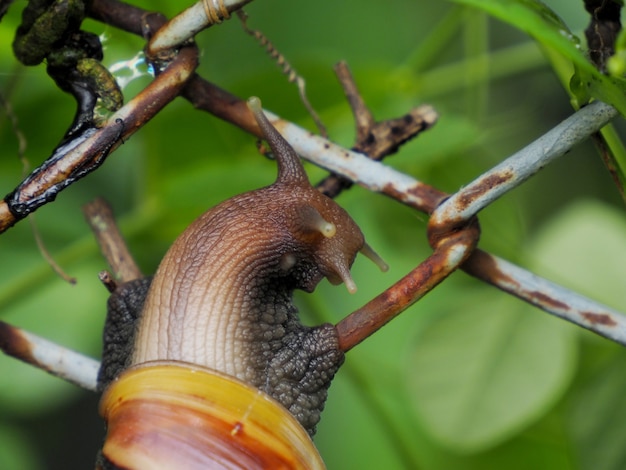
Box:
left=97, top=97, right=385, bottom=469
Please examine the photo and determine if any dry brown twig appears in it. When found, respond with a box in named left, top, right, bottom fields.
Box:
left=83, top=198, right=143, bottom=286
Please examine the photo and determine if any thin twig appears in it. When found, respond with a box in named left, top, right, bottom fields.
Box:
left=0, top=90, right=27, bottom=158
left=0, top=90, right=76, bottom=283
left=28, top=215, right=77, bottom=284
left=317, top=61, right=436, bottom=197
left=590, top=131, right=626, bottom=202
left=0, top=321, right=99, bottom=391
left=237, top=9, right=328, bottom=137
left=335, top=61, right=376, bottom=141
left=83, top=198, right=142, bottom=283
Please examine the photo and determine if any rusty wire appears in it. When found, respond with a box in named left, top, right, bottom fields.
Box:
left=463, top=249, right=626, bottom=344
left=148, top=0, right=253, bottom=55
left=429, top=100, right=619, bottom=228
left=266, top=102, right=626, bottom=346
left=1, top=0, right=626, bottom=389
left=337, top=218, right=481, bottom=352
left=0, top=320, right=100, bottom=390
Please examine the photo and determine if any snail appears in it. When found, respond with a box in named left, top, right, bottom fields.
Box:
left=97, top=97, right=387, bottom=469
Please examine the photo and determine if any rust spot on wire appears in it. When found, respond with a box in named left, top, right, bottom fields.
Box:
left=581, top=312, right=617, bottom=327
left=527, top=291, right=569, bottom=311
left=0, top=321, right=37, bottom=367
left=458, top=170, right=514, bottom=208
left=465, top=252, right=572, bottom=311
left=462, top=249, right=520, bottom=291
left=381, top=182, right=447, bottom=214
left=336, top=250, right=442, bottom=352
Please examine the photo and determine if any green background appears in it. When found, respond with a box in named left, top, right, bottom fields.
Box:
left=1, top=0, right=626, bottom=468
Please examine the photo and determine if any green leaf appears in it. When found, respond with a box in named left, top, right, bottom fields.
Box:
left=569, top=353, right=626, bottom=470
left=526, top=200, right=626, bottom=469
left=528, top=200, right=626, bottom=311
left=406, top=291, right=577, bottom=452
left=448, top=0, right=585, bottom=67
left=448, top=0, right=626, bottom=114
left=316, top=369, right=413, bottom=470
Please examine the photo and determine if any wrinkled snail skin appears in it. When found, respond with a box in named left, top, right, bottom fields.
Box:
left=98, top=97, right=384, bottom=469
left=98, top=277, right=152, bottom=389
left=129, top=96, right=371, bottom=433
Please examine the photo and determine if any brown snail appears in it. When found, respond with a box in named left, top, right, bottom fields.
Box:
left=97, top=97, right=386, bottom=469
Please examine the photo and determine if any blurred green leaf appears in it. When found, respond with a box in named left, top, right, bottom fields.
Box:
left=406, top=291, right=576, bottom=452
left=0, top=424, right=41, bottom=470
left=448, top=0, right=583, bottom=64
left=607, top=27, right=626, bottom=76
left=569, top=352, right=626, bottom=470
left=406, top=199, right=626, bottom=453
left=524, top=200, right=626, bottom=469
left=528, top=200, right=626, bottom=311
left=315, top=368, right=414, bottom=470
left=448, top=0, right=626, bottom=113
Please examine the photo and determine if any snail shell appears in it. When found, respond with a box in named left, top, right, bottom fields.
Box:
left=98, top=362, right=325, bottom=469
